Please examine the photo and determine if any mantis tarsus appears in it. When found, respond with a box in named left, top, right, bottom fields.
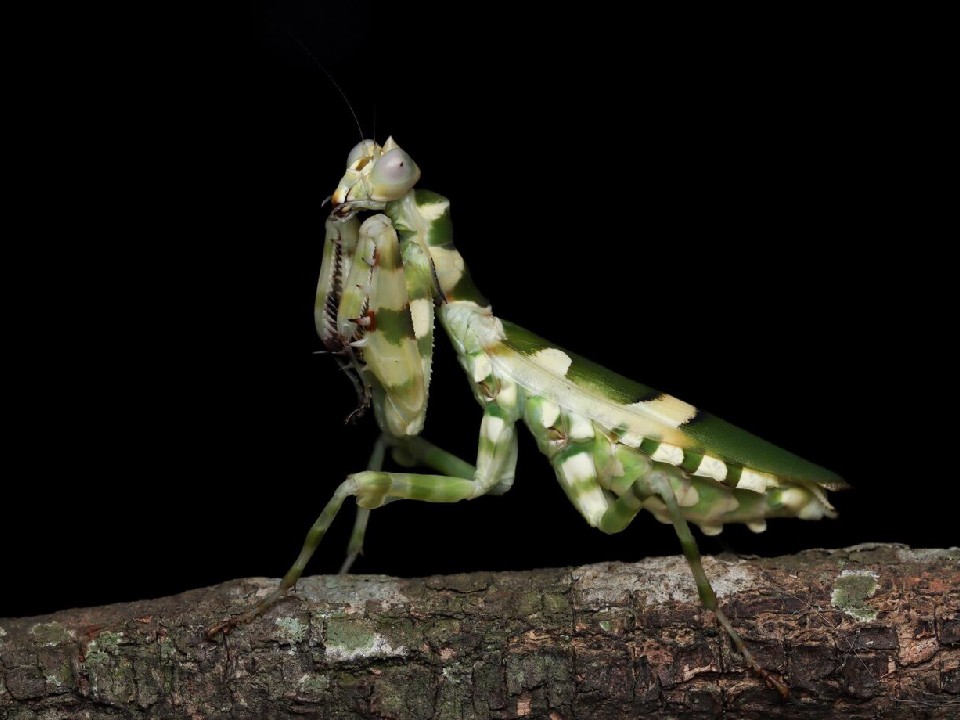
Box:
left=210, top=137, right=847, bottom=698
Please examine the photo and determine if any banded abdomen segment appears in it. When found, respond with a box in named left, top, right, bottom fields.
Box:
left=521, top=397, right=839, bottom=537
left=437, top=296, right=843, bottom=533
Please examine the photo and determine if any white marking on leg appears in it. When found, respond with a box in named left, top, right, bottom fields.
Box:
left=620, top=433, right=644, bottom=448
left=472, top=354, right=492, bottom=382
left=560, top=452, right=596, bottom=484
left=560, top=453, right=594, bottom=483
left=410, top=298, right=432, bottom=338
left=568, top=413, right=595, bottom=440
left=483, top=415, right=505, bottom=442
left=559, top=453, right=607, bottom=525
left=575, top=489, right=609, bottom=527
left=539, top=400, right=560, bottom=428
left=496, top=380, right=517, bottom=409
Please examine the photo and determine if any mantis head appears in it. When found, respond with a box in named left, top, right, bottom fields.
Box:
left=330, top=137, right=421, bottom=218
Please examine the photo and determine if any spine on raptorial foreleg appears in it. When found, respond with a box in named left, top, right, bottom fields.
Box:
left=316, top=216, right=360, bottom=351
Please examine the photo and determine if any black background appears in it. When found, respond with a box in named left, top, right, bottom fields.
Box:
left=2, top=3, right=950, bottom=618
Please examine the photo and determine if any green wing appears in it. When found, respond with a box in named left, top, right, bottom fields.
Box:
left=499, top=321, right=847, bottom=490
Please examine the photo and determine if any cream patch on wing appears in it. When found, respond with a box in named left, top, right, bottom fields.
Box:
left=626, top=394, right=697, bottom=428
left=486, top=345, right=695, bottom=447
left=529, top=348, right=573, bottom=377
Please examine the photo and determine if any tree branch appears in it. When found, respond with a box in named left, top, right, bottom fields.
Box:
left=2, top=544, right=958, bottom=719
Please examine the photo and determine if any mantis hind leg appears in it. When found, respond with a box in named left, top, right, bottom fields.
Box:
left=642, top=467, right=791, bottom=699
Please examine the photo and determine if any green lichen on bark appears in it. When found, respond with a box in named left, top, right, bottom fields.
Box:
left=831, top=570, right=880, bottom=621
left=27, top=622, right=72, bottom=647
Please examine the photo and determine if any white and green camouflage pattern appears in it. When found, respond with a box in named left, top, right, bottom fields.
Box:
left=218, top=138, right=848, bottom=697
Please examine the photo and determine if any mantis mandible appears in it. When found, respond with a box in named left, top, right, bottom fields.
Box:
left=210, top=137, right=847, bottom=698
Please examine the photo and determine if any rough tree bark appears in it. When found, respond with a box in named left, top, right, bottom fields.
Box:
left=1, top=544, right=958, bottom=720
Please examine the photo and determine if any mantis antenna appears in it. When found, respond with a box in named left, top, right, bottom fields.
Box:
left=281, top=26, right=365, bottom=147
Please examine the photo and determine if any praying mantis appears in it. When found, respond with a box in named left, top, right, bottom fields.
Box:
left=210, top=136, right=847, bottom=698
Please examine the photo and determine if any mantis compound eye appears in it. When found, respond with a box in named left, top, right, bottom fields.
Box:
left=346, top=139, right=377, bottom=169
left=370, top=148, right=421, bottom=200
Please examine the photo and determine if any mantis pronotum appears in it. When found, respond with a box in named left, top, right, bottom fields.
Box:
left=211, top=137, right=847, bottom=697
